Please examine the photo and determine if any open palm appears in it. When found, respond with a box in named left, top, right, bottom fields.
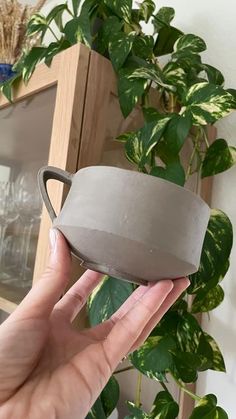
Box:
left=0, top=230, right=189, bottom=419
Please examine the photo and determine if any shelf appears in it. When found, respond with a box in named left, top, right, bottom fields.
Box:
left=0, top=282, right=29, bottom=314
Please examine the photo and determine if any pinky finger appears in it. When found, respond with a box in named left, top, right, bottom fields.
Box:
left=129, top=277, right=190, bottom=353
left=102, top=280, right=174, bottom=371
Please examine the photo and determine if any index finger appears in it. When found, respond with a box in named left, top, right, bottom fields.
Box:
left=103, top=279, right=174, bottom=370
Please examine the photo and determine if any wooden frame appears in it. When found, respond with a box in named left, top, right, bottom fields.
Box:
left=0, top=43, right=90, bottom=313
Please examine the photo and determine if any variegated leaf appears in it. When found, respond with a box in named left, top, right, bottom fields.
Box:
left=133, top=35, right=154, bottom=59
left=189, top=394, right=228, bottom=419
left=201, top=63, right=224, bottom=86
left=103, top=0, right=132, bottom=20
left=139, top=0, right=156, bottom=23
left=139, top=115, right=172, bottom=157
left=189, top=209, right=232, bottom=294
left=152, top=7, right=175, bottom=33
left=181, top=82, right=235, bottom=125
left=125, top=402, right=149, bottom=419
left=109, top=32, right=135, bottom=71
left=174, top=34, right=206, bottom=55
left=201, top=138, right=236, bottom=178
left=27, top=13, right=48, bottom=39
left=129, top=66, right=176, bottom=91
left=191, top=285, right=224, bottom=313
left=125, top=132, right=144, bottom=166
left=88, top=276, right=133, bottom=326
left=204, top=333, right=226, bottom=372
left=118, top=67, right=148, bottom=117
left=130, top=335, right=177, bottom=380
left=96, top=16, right=122, bottom=55
left=163, top=62, right=186, bottom=88
left=150, top=391, right=179, bottom=419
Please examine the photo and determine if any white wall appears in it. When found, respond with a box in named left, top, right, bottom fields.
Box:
left=24, top=0, right=236, bottom=416
left=154, top=1, right=236, bottom=417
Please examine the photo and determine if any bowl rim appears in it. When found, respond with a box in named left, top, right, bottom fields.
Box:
left=75, top=165, right=210, bottom=210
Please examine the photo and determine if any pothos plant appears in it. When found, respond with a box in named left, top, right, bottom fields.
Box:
left=1, top=1, right=236, bottom=418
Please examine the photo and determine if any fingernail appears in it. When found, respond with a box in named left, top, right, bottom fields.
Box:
left=49, top=228, right=58, bottom=253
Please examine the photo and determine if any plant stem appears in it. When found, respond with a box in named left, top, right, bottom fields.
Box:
left=160, top=381, right=170, bottom=393
left=201, top=127, right=210, bottom=148
left=171, top=374, right=201, bottom=402
left=186, top=138, right=198, bottom=180
left=168, top=93, right=175, bottom=113
left=114, top=366, right=134, bottom=375
left=135, top=372, right=143, bottom=408
left=48, top=26, right=60, bottom=42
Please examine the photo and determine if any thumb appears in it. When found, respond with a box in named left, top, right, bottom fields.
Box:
left=12, top=229, right=72, bottom=320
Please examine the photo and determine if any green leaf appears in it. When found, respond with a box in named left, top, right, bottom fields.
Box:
left=189, top=209, right=233, bottom=294
left=101, top=376, right=119, bottom=417
left=196, top=333, right=215, bottom=371
left=177, top=312, right=202, bottom=353
left=154, top=26, right=183, bottom=56
left=139, top=114, right=172, bottom=157
left=172, top=352, right=202, bottom=382
left=96, top=16, right=122, bottom=55
left=173, top=51, right=202, bottom=74
left=164, top=112, right=192, bottom=154
left=125, top=401, right=149, bottom=419
left=133, top=35, right=154, bottom=59
left=44, top=40, right=71, bottom=66
left=227, top=88, right=236, bottom=107
left=153, top=7, right=175, bottom=33
left=189, top=394, right=228, bottom=419
left=151, top=311, right=182, bottom=338
left=116, top=132, right=135, bottom=143
left=118, top=67, right=148, bottom=117
left=26, top=13, right=47, bottom=38
left=63, top=17, right=79, bottom=44
left=125, top=132, right=144, bottom=166
left=155, top=141, right=182, bottom=166
left=72, top=0, right=82, bottom=16
left=130, top=65, right=175, bottom=91
left=204, top=333, right=226, bottom=372
left=150, top=161, right=185, bottom=186
left=201, top=138, right=236, bottom=178
left=46, top=4, right=68, bottom=25
left=182, top=82, right=235, bottom=125
left=191, top=285, right=224, bottom=313
left=130, top=335, right=177, bottom=380
left=22, top=47, right=47, bottom=82
left=201, top=64, right=224, bottom=86
left=86, top=397, right=106, bottom=419
left=64, top=0, right=94, bottom=47
left=103, top=0, right=132, bottom=20
left=139, top=0, right=156, bottom=23
left=109, top=32, right=134, bottom=71
left=173, top=34, right=206, bottom=55
left=88, top=276, right=133, bottom=326
left=143, top=107, right=162, bottom=123
left=150, top=391, right=179, bottom=419
left=0, top=73, right=21, bottom=102
left=163, top=62, right=187, bottom=90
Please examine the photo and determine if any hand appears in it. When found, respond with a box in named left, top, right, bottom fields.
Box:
left=0, top=230, right=189, bottom=419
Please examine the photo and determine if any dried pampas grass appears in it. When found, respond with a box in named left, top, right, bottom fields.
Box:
left=0, top=0, right=46, bottom=64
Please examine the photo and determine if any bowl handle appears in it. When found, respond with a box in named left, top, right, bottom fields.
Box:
left=38, top=166, right=73, bottom=221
